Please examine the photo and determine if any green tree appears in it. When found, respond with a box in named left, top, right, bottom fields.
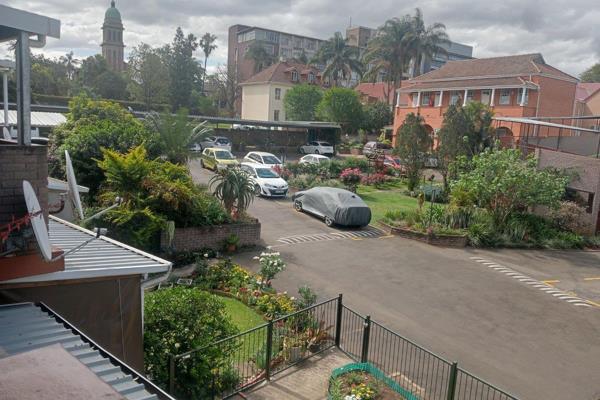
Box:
left=317, top=87, right=364, bottom=134
left=78, top=55, right=109, bottom=92
left=199, top=32, right=218, bottom=93
left=95, top=69, right=129, bottom=100
left=60, top=51, right=79, bottom=82
left=580, top=63, right=600, bottom=82
left=209, top=168, right=255, bottom=219
left=163, top=27, right=201, bottom=110
left=245, top=42, right=275, bottom=74
left=395, top=113, right=432, bottom=190
left=283, top=84, right=323, bottom=121
left=144, top=287, right=239, bottom=398
left=30, top=54, right=71, bottom=96
left=361, top=101, right=392, bottom=134
left=211, top=65, right=240, bottom=117
left=312, top=32, right=363, bottom=86
left=406, top=8, right=449, bottom=78
left=451, top=149, right=568, bottom=226
left=127, top=43, right=170, bottom=109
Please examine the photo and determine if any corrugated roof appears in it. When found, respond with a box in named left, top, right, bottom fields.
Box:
left=0, top=110, right=66, bottom=127
left=48, top=177, right=90, bottom=193
left=4, top=216, right=171, bottom=283
left=0, top=302, right=171, bottom=400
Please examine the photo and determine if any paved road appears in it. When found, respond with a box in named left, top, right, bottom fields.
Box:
left=190, top=160, right=600, bottom=400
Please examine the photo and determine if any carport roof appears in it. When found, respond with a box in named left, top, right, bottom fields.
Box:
left=190, top=115, right=341, bottom=129
left=0, top=5, right=60, bottom=42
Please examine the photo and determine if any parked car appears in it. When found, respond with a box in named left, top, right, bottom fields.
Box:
left=299, top=141, right=334, bottom=156
left=292, top=187, right=372, bottom=227
left=189, top=143, right=202, bottom=152
left=363, top=141, right=392, bottom=158
left=241, top=162, right=289, bottom=197
left=382, top=155, right=406, bottom=176
left=200, top=148, right=238, bottom=171
left=243, top=151, right=283, bottom=169
left=299, top=154, right=330, bottom=165
left=198, top=136, right=232, bottom=151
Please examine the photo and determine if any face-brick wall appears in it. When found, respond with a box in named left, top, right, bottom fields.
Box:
left=160, top=220, right=262, bottom=252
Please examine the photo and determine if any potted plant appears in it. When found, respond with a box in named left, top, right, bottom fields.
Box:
left=224, top=234, right=240, bottom=253
left=305, top=320, right=332, bottom=353
left=283, top=336, right=305, bottom=362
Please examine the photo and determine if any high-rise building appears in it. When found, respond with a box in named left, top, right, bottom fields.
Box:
left=101, top=0, right=125, bottom=72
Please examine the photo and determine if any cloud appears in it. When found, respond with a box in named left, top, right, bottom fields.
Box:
left=1, top=0, right=598, bottom=76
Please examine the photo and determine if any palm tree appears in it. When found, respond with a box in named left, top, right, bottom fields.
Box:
left=209, top=168, right=255, bottom=220
left=60, top=51, right=79, bottom=81
left=199, top=33, right=217, bottom=94
left=406, top=8, right=449, bottom=78
left=312, top=32, right=363, bottom=87
left=245, top=42, right=275, bottom=74
left=363, top=16, right=413, bottom=104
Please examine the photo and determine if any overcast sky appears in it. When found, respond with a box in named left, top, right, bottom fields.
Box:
left=2, top=0, right=599, bottom=77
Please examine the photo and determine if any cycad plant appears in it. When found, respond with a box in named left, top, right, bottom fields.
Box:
left=209, top=168, right=255, bottom=220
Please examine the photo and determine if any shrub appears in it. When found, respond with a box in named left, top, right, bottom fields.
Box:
left=340, top=168, right=362, bottom=192
left=256, top=292, right=296, bottom=319
left=361, top=173, right=389, bottom=187
left=255, top=252, right=287, bottom=286
left=550, top=201, right=588, bottom=234
left=296, top=286, right=317, bottom=309
left=144, top=287, right=239, bottom=398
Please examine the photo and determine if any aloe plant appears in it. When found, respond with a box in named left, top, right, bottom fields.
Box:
left=209, top=168, right=255, bottom=219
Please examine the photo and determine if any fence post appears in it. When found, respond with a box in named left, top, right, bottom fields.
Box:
left=265, top=320, right=274, bottom=381
left=335, top=294, right=343, bottom=348
left=446, top=362, right=459, bottom=400
left=168, top=355, right=175, bottom=395
left=360, top=315, right=371, bottom=363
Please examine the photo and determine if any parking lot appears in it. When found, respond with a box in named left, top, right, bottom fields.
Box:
left=190, top=159, right=600, bottom=400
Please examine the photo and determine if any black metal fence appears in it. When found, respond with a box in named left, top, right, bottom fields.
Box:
left=168, top=295, right=519, bottom=400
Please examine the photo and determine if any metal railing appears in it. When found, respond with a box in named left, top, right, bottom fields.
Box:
left=167, top=294, right=519, bottom=400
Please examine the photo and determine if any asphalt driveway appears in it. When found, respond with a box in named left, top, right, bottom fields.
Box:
left=190, top=160, right=600, bottom=400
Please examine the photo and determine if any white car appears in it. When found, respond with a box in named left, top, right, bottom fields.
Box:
left=243, top=151, right=283, bottom=169
left=241, top=162, right=289, bottom=197
left=299, top=154, right=330, bottom=165
left=300, top=141, right=334, bottom=156
left=198, top=136, right=232, bottom=152
left=189, top=143, right=202, bottom=152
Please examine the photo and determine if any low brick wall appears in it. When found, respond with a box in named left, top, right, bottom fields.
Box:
left=378, top=221, right=468, bottom=247
left=161, top=220, right=262, bottom=252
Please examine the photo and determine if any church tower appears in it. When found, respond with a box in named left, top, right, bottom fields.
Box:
left=101, top=1, right=125, bottom=72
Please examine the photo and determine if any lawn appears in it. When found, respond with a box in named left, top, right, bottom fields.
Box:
left=358, top=181, right=420, bottom=224
left=219, top=295, right=265, bottom=332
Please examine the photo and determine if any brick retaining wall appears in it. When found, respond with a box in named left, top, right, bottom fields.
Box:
left=160, top=220, right=262, bottom=252
left=378, top=221, right=468, bottom=247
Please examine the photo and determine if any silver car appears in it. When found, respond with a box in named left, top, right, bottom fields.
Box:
left=199, top=136, right=232, bottom=152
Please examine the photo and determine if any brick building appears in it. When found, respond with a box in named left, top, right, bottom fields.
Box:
left=573, top=83, right=600, bottom=130
left=392, top=53, right=578, bottom=147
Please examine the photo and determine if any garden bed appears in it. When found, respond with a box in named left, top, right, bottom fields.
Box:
left=328, top=363, right=418, bottom=400
left=378, top=220, right=468, bottom=247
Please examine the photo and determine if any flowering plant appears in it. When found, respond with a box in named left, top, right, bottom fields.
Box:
left=253, top=252, right=286, bottom=286
left=340, top=168, right=362, bottom=192
left=361, top=172, right=389, bottom=187
left=350, top=383, right=376, bottom=399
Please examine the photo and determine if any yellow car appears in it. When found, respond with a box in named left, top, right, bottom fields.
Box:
left=200, top=148, right=239, bottom=171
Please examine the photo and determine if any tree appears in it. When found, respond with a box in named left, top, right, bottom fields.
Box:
left=163, top=27, right=201, bottom=110
left=283, top=84, right=323, bottom=121
left=361, top=101, right=392, bottom=134
left=312, top=32, right=363, bottom=86
left=363, top=16, right=412, bottom=105
left=127, top=43, right=170, bottom=109
left=95, top=69, right=129, bottom=100
left=395, top=113, right=432, bottom=190
left=580, top=63, right=600, bottom=82
left=78, top=55, right=109, bottom=91
left=245, top=42, right=275, bottom=74
left=316, top=87, right=364, bottom=134
left=30, top=54, right=71, bottom=96
left=211, top=65, right=240, bottom=117
left=144, top=287, right=239, bottom=398
left=199, top=32, right=218, bottom=93
left=451, top=149, right=568, bottom=226
left=406, top=8, right=449, bottom=78
left=209, top=168, right=255, bottom=219
left=60, top=51, right=79, bottom=81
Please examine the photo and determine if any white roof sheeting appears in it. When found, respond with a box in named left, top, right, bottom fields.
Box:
left=48, top=177, right=89, bottom=193
left=5, top=216, right=171, bottom=283
left=0, top=110, right=66, bottom=127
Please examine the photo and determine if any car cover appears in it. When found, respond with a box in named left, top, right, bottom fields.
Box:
left=294, top=187, right=371, bottom=227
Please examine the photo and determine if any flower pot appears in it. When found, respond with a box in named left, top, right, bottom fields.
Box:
left=226, top=244, right=237, bottom=253
left=308, top=342, right=321, bottom=353
left=288, top=346, right=303, bottom=362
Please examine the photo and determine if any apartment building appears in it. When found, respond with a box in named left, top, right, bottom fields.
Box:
left=240, top=61, right=324, bottom=121
left=392, top=53, right=578, bottom=146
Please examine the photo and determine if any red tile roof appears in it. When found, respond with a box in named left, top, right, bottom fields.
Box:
left=355, top=82, right=395, bottom=103
left=576, top=83, right=600, bottom=102
left=242, top=61, right=321, bottom=85
left=411, top=53, right=577, bottom=82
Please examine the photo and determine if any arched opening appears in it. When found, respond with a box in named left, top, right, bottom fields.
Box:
left=424, top=124, right=436, bottom=150
left=495, top=126, right=514, bottom=148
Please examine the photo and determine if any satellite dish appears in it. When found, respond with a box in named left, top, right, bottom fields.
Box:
left=22, top=180, right=52, bottom=261
left=65, top=150, right=84, bottom=220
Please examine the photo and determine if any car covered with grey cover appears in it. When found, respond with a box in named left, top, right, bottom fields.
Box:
left=292, top=187, right=371, bottom=227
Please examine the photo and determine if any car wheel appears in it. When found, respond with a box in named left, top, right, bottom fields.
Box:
left=315, top=149, right=320, bottom=154
left=254, top=184, right=262, bottom=196
left=300, top=147, right=305, bottom=154
left=294, top=200, right=302, bottom=212
left=324, top=216, right=334, bottom=227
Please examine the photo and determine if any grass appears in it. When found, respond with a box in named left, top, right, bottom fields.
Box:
left=358, top=180, right=420, bottom=224
left=219, top=295, right=265, bottom=332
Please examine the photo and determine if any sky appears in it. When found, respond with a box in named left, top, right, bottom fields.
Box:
left=2, top=0, right=599, bottom=77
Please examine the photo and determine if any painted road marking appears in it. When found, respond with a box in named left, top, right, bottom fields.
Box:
left=583, top=277, right=600, bottom=281
left=276, top=227, right=385, bottom=246
left=469, top=256, right=596, bottom=309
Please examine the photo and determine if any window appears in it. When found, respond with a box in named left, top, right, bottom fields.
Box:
left=450, top=91, right=460, bottom=105
left=517, top=88, right=529, bottom=105
left=481, top=90, right=491, bottom=105
left=499, top=89, right=511, bottom=105
left=466, top=90, right=474, bottom=103
left=308, top=72, right=315, bottom=83
left=275, top=88, right=281, bottom=100
left=274, top=110, right=280, bottom=121
left=412, top=93, right=419, bottom=107
left=421, top=92, right=430, bottom=106
left=265, top=31, right=279, bottom=43
left=291, top=71, right=299, bottom=82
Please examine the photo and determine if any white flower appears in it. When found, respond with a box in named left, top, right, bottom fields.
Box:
left=253, top=256, right=259, bottom=260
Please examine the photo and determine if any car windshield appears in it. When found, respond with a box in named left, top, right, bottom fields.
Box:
left=262, top=155, right=281, bottom=164
left=215, top=151, right=235, bottom=159
left=318, top=142, right=331, bottom=146
left=256, top=168, right=279, bottom=178
left=216, top=138, right=230, bottom=144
